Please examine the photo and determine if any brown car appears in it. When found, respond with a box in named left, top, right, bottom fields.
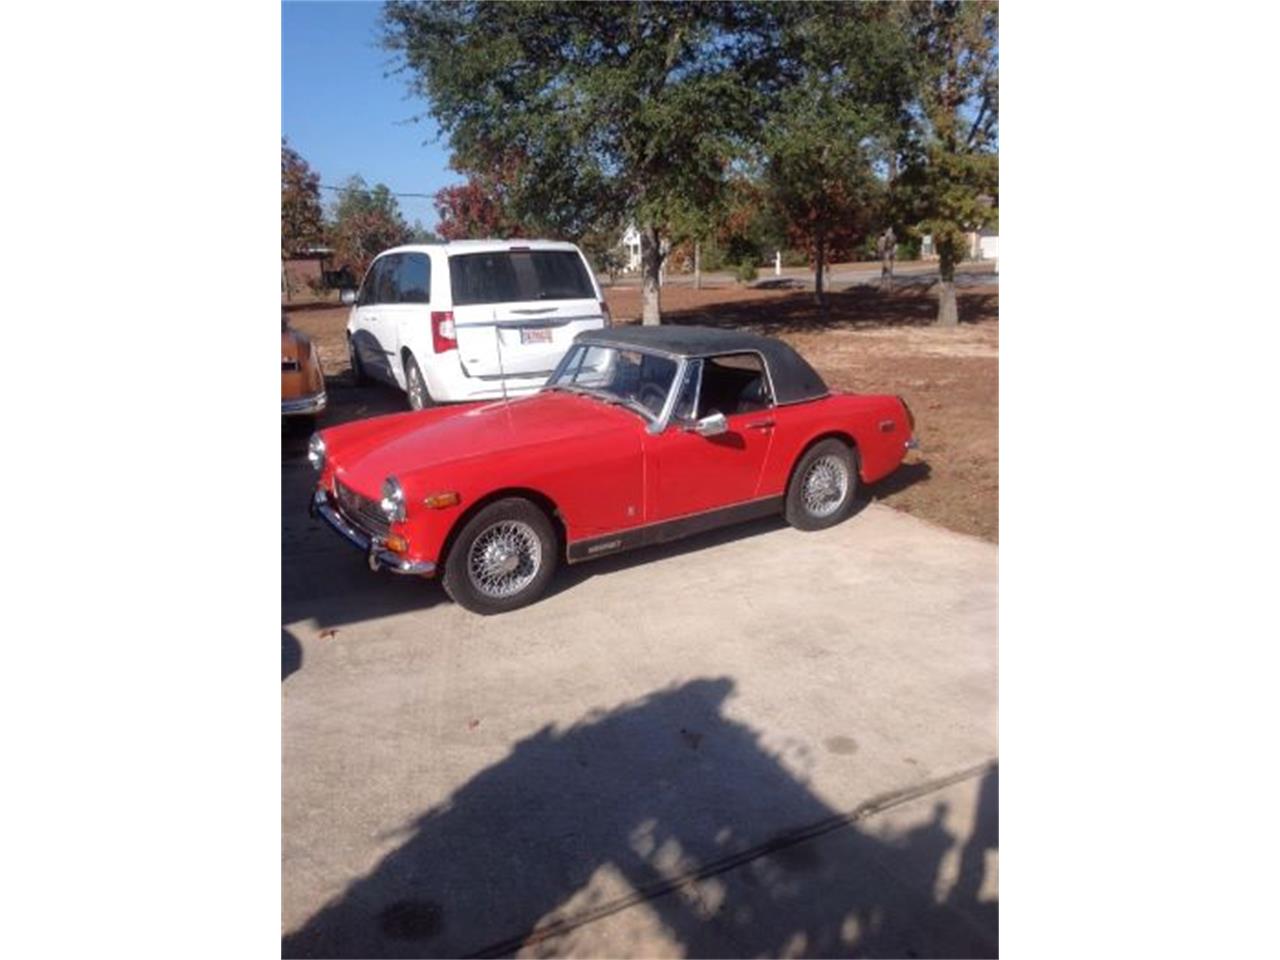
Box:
left=282, top=314, right=326, bottom=423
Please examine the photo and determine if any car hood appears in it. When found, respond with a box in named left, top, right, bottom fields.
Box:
left=329, top=390, right=640, bottom=494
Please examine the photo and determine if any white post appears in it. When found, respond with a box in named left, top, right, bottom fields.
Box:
left=774, top=250, right=781, bottom=276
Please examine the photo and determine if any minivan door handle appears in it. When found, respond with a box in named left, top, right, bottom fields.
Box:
left=510, top=307, right=558, bottom=315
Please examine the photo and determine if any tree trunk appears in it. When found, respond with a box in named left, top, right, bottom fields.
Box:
left=814, top=228, right=828, bottom=317
left=694, top=241, right=702, bottom=291
left=640, top=225, right=662, bottom=325
left=936, top=248, right=958, bottom=327
left=880, top=227, right=896, bottom=291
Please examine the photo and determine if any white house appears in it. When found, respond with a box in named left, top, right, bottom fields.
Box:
left=617, top=224, right=670, bottom=274
left=620, top=224, right=643, bottom=272
left=921, top=228, right=999, bottom=264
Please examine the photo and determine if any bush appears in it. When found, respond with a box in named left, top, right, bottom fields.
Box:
left=896, top=236, right=922, bottom=261
left=699, top=243, right=730, bottom=273
left=733, top=260, right=759, bottom=284
left=593, top=247, right=625, bottom=282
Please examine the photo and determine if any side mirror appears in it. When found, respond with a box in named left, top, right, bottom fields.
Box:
left=340, top=289, right=357, bottom=306
left=693, top=411, right=728, bottom=437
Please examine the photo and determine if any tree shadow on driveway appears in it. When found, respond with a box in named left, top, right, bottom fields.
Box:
left=283, top=678, right=997, bottom=958
left=663, top=287, right=998, bottom=336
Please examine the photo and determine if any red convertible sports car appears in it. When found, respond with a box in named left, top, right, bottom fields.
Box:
left=308, top=326, right=916, bottom=614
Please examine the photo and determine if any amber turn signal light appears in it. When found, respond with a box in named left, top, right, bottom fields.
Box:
left=384, top=533, right=408, bottom=553
left=423, top=491, right=461, bottom=509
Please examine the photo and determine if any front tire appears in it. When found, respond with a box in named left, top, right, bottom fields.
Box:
left=785, top=438, right=858, bottom=531
left=442, top=498, right=559, bottom=615
left=404, top=353, right=434, bottom=411
left=348, top=335, right=369, bottom=386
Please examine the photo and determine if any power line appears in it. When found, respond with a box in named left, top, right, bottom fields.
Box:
left=318, top=183, right=436, bottom=200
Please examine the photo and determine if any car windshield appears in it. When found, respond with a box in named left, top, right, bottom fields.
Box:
left=546, top=344, right=679, bottom=421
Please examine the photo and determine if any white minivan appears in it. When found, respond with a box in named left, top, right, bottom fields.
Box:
left=341, top=239, right=611, bottom=408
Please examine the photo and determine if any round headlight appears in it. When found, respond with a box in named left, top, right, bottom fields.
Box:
left=380, top=475, right=406, bottom=522
left=307, top=433, right=326, bottom=472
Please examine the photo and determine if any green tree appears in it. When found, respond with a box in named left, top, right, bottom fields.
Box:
left=383, top=1, right=773, bottom=324
left=894, top=1, right=999, bottom=326
left=329, top=175, right=412, bottom=278
left=762, top=2, right=910, bottom=313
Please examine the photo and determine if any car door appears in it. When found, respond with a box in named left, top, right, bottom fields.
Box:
left=379, top=252, right=431, bottom=388
left=351, top=255, right=398, bottom=384
left=368, top=254, right=405, bottom=384
left=644, top=354, right=776, bottom=522
left=450, top=247, right=605, bottom=380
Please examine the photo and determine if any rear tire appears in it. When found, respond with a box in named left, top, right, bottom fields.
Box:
left=784, top=438, right=858, bottom=531
left=442, top=498, right=558, bottom=615
left=404, top=353, right=434, bottom=411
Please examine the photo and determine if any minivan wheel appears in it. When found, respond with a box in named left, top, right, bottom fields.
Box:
left=784, top=438, right=858, bottom=531
left=348, top=335, right=369, bottom=386
left=404, top=354, right=434, bottom=410
left=442, top=498, right=558, bottom=615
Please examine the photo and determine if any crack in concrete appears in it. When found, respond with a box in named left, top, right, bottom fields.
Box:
left=466, top=758, right=998, bottom=958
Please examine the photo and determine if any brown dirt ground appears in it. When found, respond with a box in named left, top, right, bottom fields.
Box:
left=284, top=280, right=997, bottom=542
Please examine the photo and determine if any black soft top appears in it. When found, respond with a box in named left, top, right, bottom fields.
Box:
left=575, top=325, right=829, bottom=405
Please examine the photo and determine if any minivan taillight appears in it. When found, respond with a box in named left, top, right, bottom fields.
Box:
left=600, top=300, right=612, bottom=327
left=431, top=311, right=457, bottom=353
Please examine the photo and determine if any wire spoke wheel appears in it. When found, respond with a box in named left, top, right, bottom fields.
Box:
left=801, top=454, right=850, bottom=518
left=467, top=520, right=543, bottom=599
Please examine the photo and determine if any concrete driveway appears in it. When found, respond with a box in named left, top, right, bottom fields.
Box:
left=282, top=424, right=998, bottom=957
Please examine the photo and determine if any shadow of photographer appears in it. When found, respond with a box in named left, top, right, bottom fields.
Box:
left=284, top=678, right=997, bottom=958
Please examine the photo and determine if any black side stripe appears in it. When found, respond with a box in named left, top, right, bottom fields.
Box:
left=565, top=496, right=784, bottom=564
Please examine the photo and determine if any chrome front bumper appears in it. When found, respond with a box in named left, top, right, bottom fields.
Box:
left=310, top=489, right=435, bottom=576
left=283, top=390, right=327, bottom=416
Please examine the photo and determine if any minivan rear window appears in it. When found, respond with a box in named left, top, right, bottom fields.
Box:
left=449, top=250, right=595, bottom=306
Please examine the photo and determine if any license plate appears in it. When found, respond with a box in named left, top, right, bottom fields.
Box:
left=519, top=327, right=553, bottom=345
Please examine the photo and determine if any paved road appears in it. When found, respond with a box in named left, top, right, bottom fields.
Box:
left=282, top=426, right=998, bottom=957
left=605, top=260, right=998, bottom=291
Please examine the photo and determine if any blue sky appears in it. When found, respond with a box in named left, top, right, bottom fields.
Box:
left=282, top=0, right=462, bottom=229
